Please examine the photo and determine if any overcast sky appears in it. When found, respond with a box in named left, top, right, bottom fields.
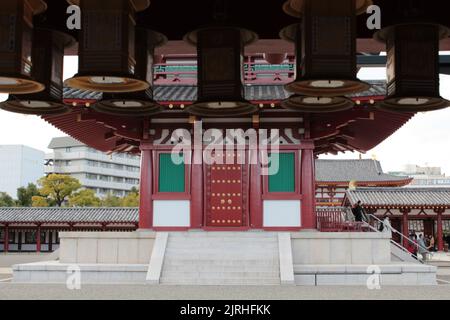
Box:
left=0, top=56, right=449, bottom=175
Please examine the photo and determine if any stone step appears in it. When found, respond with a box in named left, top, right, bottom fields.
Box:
left=162, top=264, right=277, bottom=273
left=164, top=253, right=279, bottom=260
left=162, top=258, right=280, bottom=266
left=157, top=232, right=281, bottom=285
left=169, top=232, right=278, bottom=238
left=161, top=271, right=280, bottom=279
left=165, top=247, right=278, bottom=254
left=167, top=245, right=278, bottom=252
left=167, top=238, right=278, bottom=246
left=160, top=278, right=281, bottom=285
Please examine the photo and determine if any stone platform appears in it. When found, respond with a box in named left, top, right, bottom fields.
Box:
left=12, top=231, right=437, bottom=286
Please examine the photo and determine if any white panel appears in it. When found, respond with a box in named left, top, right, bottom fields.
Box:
left=263, top=200, right=301, bottom=227
left=153, top=200, right=190, bottom=227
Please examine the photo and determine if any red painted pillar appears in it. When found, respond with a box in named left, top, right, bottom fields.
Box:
left=249, top=146, right=262, bottom=228
left=437, top=210, right=444, bottom=251
left=300, top=140, right=316, bottom=230
left=139, top=141, right=153, bottom=229
left=36, top=225, right=41, bottom=253
left=402, top=210, right=410, bottom=248
left=190, top=142, right=203, bottom=228
left=3, top=225, right=8, bottom=253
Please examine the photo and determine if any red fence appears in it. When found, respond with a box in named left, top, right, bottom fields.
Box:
left=316, top=208, right=365, bottom=232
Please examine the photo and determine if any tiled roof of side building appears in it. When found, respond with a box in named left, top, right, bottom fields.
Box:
left=346, top=187, right=450, bottom=207
left=63, top=81, right=387, bottom=102
left=315, top=159, right=411, bottom=184
left=0, top=207, right=138, bottom=224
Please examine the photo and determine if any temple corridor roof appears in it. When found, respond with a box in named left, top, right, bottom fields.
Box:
left=346, top=188, right=450, bottom=209
left=316, top=159, right=412, bottom=185
left=0, top=207, right=138, bottom=224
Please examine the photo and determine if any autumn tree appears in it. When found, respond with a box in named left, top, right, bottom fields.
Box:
left=101, top=192, right=122, bottom=207
left=31, top=196, right=49, bottom=207
left=121, top=189, right=139, bottom=207
left=36, top=174, right=81, bottom=207
left=69, top=189, right=101, bottom=207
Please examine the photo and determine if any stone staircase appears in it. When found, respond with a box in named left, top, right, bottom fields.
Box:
left=159, top=232, right=281, bottom=285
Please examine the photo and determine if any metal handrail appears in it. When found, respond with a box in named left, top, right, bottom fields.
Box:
left=365, top=212, right=433, bottom=261
left=362, top=220, right=423, bottom=262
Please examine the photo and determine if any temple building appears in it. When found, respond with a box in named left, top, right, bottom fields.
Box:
left=315, top=159, right=412, bottom=206
left=0, top=0, right=449, bottom=286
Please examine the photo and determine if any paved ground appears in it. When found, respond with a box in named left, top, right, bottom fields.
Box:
left=0, top=282, right=449, bottom=300
left=0, top=253, right=56, bottom=268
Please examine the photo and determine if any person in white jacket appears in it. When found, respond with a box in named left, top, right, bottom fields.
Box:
left=382, top=216, right=392, bottom=238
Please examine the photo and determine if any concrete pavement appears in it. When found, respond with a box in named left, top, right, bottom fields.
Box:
left=0, top=283, right=449, bottom=300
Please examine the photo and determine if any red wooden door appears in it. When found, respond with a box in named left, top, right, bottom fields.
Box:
left=205, top=152, right=247, bottom=227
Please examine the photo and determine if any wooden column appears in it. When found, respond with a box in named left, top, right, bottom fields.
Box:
left=190, top=136, right=203, bottom=228
left=3, top=225, right=8, bottom=253
left=436, top=209, right=444, bottom=251
left=139, top=141, right=153, bottom=229
left=300, top=140, right=316, bottom=230
left=401, top=209, right=410, bottom=247
left=18, top=231, right=22, bottom=252
left=249, top=145, right=262, bottom=228
left=36, top=225, right=41, bottom=253
left=48, top=231, right=53, bottom=252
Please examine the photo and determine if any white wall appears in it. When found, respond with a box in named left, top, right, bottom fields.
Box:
left=0, top=145, right=44, bottom=197
left=263, top=200, right=301, bottom=227
left=153, top=200, right=190, bottom=227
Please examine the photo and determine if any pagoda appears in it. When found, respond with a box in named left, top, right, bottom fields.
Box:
left=2, top=0, right=448, bottom=286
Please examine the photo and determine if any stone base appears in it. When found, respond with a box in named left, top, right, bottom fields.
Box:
left=294, top=264, right=437, bottom=286
left=11, top=231, right=438, bottom=286
left=13, top=261, right=148, bottom=284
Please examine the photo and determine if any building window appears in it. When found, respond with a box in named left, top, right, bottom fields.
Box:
left=158, top=153, right=185, bottom=193
left=65, top=147, right=71, bottom=152
left=100, top=162, right=111, bottom=169
left=114, top=164, right=124, bottom=170
left=125, top=178, right=138, bottom=185
left=99, top=175, right=110, bottom=182
left=268, top=152, right=295, bottom=193
left=409, top=220, right=424, bottom=233
left=87, top=160, right=98, bottom=167
left=113, top=190, right=123, bottom=197
left=86, top=174, right=98, bottom=180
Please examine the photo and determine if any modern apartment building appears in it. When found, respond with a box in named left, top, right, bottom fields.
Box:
left=389, top=164, right=450, bottom=188
left=0, top=145, right=45, bottom=198
left=45, top=137, right=140, bottom=198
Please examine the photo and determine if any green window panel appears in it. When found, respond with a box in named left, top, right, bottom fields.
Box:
left=158, top=153, right=185, bottom=193
left=268, top=153, right=296, bottom=193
